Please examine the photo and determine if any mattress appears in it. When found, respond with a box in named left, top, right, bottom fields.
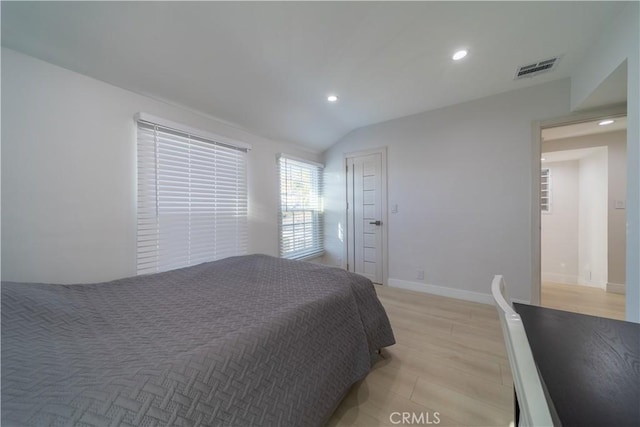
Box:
left=1, top=254, right=395, bottom=426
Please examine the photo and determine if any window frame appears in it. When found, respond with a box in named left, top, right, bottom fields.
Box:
left=277, top=154, right=325, bottom=260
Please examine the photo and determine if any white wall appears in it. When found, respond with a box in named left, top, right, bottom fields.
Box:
left=571, top=2, right=639, bottom=321
left=578, top=148, right=608, bottom=289
left=541, top=161, right=579, bottom=284
left=323, top=79, right=572, bottom=304
left=629, top=3, right=640, bottom=323
left=1, top=48, right=320, bottom=284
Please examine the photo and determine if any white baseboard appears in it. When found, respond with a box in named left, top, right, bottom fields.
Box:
left=577, top=278, right=607, bottom=289
left=607, top=282, right=626, bottom=294
left=387, top=278, right=495, bottom=306
left=541, top=272, right=578, bottom=285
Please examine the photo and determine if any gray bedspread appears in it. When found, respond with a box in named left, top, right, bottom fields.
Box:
left=1, top=254, right=395, bottom=426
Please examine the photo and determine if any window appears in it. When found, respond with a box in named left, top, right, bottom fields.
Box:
left=136, top=113, right=249, bottom=275
left=541, top=168, right=551, bottom=213
left=278, top=155, right=324, bottom=260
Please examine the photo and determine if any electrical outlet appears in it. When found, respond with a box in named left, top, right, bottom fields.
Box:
left=416, top=270, right=425, bottom=280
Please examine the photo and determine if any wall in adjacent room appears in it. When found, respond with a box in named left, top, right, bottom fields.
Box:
left=577, top=148, right=609, bottom=289
left=1, top=48, right=320, bottom=284
left=543, top=130, right=626, bottom=291
left=541, top=160, right=579, bottom=285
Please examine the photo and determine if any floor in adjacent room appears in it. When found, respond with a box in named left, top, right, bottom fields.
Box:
left=328, top=281, right=625, bottom=426
left=541, top=281, right=625, bottom=320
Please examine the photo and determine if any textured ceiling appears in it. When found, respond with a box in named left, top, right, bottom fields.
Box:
left=1, top=2, right=625, bottom=152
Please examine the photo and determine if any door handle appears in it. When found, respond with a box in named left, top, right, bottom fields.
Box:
left=369, top=220, right=382, bottom=226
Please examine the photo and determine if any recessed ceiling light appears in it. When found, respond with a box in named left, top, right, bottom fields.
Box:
left=598, top=119, right=614, bottom=126
left=541, top=157, right=546, bottom=162
left=327, top=95, right=338, bottom=102
left=452, top=50, right=468, bottom=61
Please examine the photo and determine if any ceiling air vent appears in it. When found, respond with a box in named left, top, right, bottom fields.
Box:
left=514, top=56, right=561, bottom=80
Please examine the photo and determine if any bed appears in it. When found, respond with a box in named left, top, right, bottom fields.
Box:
left=1, top=254, right=395, bottom=426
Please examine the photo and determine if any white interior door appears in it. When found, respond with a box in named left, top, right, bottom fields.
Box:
left=346, top=152, right=385, bottom=284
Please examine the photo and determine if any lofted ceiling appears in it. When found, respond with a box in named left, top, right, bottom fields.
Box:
left=1, top=2, right=626, bottom=152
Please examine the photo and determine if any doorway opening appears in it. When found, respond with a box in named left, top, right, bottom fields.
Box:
left=539, top=116, right=627, bottom=320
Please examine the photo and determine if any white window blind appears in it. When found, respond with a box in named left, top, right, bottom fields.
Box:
left=137, top=116, right=249, bottom=275
left=278, top=155, right=324, bottom=260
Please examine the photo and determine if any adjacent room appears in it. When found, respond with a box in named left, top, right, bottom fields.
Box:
left=2, top=2, right=639, bottom=426
left=540, top=116, right=627, bottom=320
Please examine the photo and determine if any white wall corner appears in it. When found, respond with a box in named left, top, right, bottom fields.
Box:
left=570, top=3, right=638, bottom=111
left=568, top=1, right=639, bottom=322
left=387, top=278, right=497, bottom=306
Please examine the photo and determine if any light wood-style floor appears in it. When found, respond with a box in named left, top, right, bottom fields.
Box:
left=541, top=281, right=625, bottom=320
left=328, top=281, right=626, bottom=426
left=328, top=286, right=513, bottom=426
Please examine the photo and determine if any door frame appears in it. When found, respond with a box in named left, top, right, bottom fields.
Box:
left=531, top=104, right=627, bottom=305
left=344, top=147, right=388, bottom=285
